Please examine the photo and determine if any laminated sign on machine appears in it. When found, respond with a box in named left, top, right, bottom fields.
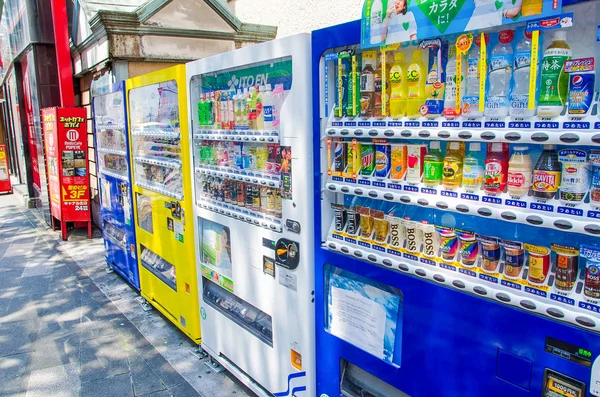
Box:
left=126, top=66, right=201, bottom=342
left=187, top=34, right=315, bottom=396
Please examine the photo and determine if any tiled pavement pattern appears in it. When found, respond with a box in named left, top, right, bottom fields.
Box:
left=0, top=192, right=253, bottom=397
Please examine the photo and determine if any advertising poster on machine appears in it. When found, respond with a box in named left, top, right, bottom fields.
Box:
left=362, top=0, right=563, bottom=48
left=0, top=145, right=12, bottom=193
left=42, top=107, right=91, bottom=239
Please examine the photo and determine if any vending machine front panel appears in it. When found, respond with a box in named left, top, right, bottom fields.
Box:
left=188, top=34, right=315, bottom=397
left=312, top=1, right=600, bottom=396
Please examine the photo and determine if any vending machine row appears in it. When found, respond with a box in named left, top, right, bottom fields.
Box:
left=312, top=1, right=600, bottom=396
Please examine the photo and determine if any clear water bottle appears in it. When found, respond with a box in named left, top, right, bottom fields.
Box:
left=510, top=31, right=534, bottom=118
left=485, top=30, right=514, bottom=118
left=462, top=35, right=486, bottom=118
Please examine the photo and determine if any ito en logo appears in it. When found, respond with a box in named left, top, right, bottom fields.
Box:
left=66, top=129, right=79, bottom=142
left=227, top=73, right=269, bottom=90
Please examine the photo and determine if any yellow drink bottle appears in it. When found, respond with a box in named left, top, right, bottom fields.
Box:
left=442, top=141, right=464, bottom=190
left=406, top=50, right=426, bottom=118
left=389, top=52, right=406, bottom=118
left=522, top=0, right=543, bottom=17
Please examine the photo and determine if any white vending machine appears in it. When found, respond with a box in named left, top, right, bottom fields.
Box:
left=187, top=34, right=315, bottom=396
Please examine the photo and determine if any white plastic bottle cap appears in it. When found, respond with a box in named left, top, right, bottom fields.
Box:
left=470, top=142, right=481, bottom=151
left=259, top=86, right=265, bottom=92
left=430, top=141, right=440, bottom=149
left=514, top=146, right=528, bottom=151
left=449, top=142, right=460, bottom=150
left=265, top=84, right=272, bottom=91
left=492, top=142, right=503, bottom=152
left=554, top=30, right=567, bottom=41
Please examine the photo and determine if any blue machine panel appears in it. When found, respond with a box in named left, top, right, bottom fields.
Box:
left=311, top=4, right=600, bottom=396
left=92, top=82, right=140, bottom=290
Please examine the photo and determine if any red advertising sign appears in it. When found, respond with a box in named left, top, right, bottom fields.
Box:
left=42, top=107, right=91, bottom=239
left=0, top=145, right=12, bottom=194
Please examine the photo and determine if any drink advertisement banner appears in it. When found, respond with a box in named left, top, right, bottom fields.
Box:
left=42, top=108, right=90, bottom=223
left=361, top=0, right=562, bottom=49
left=0, top=145, right=11, bottom=193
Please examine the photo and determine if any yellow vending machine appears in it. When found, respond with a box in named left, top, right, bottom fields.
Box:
left=126, top=65, right=200, bottom=342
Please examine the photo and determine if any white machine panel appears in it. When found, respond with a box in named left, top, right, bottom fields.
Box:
left=187, top=34, right=315, bottom=397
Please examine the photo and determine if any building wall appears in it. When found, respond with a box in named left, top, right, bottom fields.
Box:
left=230, top=0, right=363, bottom=38
left=77, top=73, right=100, bottom=227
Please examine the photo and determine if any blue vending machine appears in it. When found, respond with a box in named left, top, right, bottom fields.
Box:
left=93, top=82, right=140, bottom=290
left=313, top=0, right=600, bottom=396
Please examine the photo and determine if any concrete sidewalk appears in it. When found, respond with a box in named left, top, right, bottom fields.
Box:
left=0, top=192, right=253, bottom=397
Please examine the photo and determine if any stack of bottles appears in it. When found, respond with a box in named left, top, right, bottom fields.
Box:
left=197, top=141, right=281, bottom=176
left=330, top=139, right=600, bottom=206
left=334, top=28, right=594, bottom=120
left=197, top=84, right=285, bottom=131
left=331, top=197, right=600, bottom=299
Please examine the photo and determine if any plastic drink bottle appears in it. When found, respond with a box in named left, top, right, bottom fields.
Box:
left=444, top=46, right=464, bottom=118
left=390, top=52, right=407, bottom=118
left=442, top=142, right=463, bottom=190
left=484, top=143, right=508, bottom=193
left=522, top=0, right=543, bottom=17
left=263, top=84, right=274, bottom=130
left=406, top=50, right=426, bottom=118
left=462, top=143, right=484, bottom=191
left=360, top=51, right=377, bottom=118
left=463, top=37, right=484, bottom=118
left=507, top=146, right=533, bottom=197
left=247, top=87, right=257, bottom=129
left=538, top=31, right=572, bottom=117
left=423, top=141, right=443, bottom=186
left=198, top=94, right=206, bottom=127
left=510, top=31, right=534, bottom=117
left=374, top=54, right=385, bottom=118
left=567, top=66, right=595, bottom=118
left=370, top=0, right=384, bottom=45
left=532, top=144, right=561, bottom=199
left=219, top=91, right=229, bottom=129
left=256, top=86, right=265, bottom=130
left=425, top=56, right=443, bottom=117
left=485, top=30, right=514, bottom=118
left=228, top=90, right=235, bottom=130
left=272, top=84, right=284, bottom=131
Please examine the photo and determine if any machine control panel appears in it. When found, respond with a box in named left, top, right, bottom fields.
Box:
left=543, top=369, right=586, bottom=397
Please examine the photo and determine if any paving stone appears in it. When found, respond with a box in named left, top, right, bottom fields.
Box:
left=25, top=362, right=80, bottom=397
left=0, top=319, right=38, bottom=357
left=80, top=373, right=133, bottom=397
left=80, top=335, right=131, bottom=382
left=130, top=357, right=167, bottom=396
left=0, top=352, right=31, bottom=397
left=167, top=380, right=201, bottom=397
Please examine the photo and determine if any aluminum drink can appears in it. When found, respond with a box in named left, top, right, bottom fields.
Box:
left=375, top=144, right=391, bottom=178
left=360, top=144, right=375, bottom=176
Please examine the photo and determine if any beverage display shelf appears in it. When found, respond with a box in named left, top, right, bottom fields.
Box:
left=104, top=231, right=127, bottom=251
left=134, top=155, right=181, bottom=169
left=197, top=197, right=282, bottom=233
left=96, top=123, right=125, bottom=131
left=325, top=123, right=600, bottom=146
left=97, top=147, right=127, bottom=156
left=323, top=237, right=600, bottom=333
left=195, top=165, right=281, bottom=188
left=325, top=178, right=600, bottom=236
left=131, top=128, right=179, bottom=139
left=193, top=129, right=280, bottom=144
left=100, top=168, right=128, bottom=182
left=136, top=181, right=183, bottom=201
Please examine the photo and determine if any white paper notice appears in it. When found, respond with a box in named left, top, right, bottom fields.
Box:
left=329, top=286, right=386, bottom=360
